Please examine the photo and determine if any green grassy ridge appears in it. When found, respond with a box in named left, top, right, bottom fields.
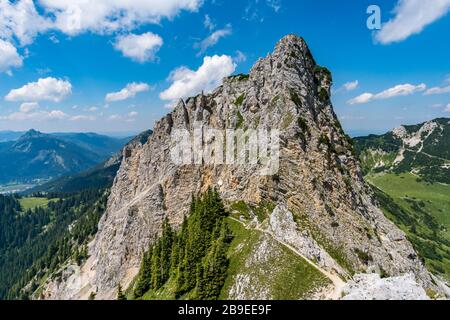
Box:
left=368, top=173, right=450, bottom=281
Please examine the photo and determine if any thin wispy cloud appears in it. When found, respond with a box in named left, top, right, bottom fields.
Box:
left=69, top=115, right=96, bottom=121
left=233, top=50, right=247, bottom=63
left=1, top=109, right=68, bottom=121
left=424, top=85, right=450, bottom=95
left=244, top=0, right=282, bottom=21
left=204, top=14, right=216, bottom=31
left=348, top=83, right=426, bottom=105
left=195, top=24, right=232, bottom=56
left=266, top=0, right=282, bottom=12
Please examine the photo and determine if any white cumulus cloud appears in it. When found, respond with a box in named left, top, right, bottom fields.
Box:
left=0, top=39, right=23, bottom=74
left=114, top=32, right=163, bottom=63
left=0, top=0, right=51, bottom=45
left=0, top=0, right=202, bottom=70
left=37, top=0, right=202, bottom=35
left=160, top=55, right=236, bottom=102
left=348, top=83, right=426, bottom=105
left=375, top=0, right=450, bottom=44
left=5, top=77, right=72, bottom=102
left=106, top=82, right=151, bottom=102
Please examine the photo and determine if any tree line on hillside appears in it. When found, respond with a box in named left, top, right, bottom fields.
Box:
left=130, top=188, right=233, bottom=300
left=0, top=189, right=108, bottom=299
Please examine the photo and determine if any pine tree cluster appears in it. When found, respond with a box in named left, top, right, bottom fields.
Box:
left=132, top=188, right=233, bottom=300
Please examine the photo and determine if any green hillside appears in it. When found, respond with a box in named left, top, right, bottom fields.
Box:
left=368, top=173, right=450, bottom=281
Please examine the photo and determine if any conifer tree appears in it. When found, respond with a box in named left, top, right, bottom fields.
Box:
left=151, top=242, right=163, bottom=290
left=160, top=217, right=173, bottom=283
left=133, top=247, right=153, bottom=298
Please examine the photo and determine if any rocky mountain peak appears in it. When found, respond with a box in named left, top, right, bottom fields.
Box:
left=20, top=129, right=45, bottom=140
left=41, top=34, right=441, bottom=300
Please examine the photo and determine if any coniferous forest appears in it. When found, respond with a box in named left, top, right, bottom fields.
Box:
left=131, top=188, right=233, bottom=300
left=0, top=190, right=108, bottom=299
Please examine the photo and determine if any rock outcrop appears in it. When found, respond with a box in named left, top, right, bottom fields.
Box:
left=41, top=34, right=438, bottom=300
left=341, top=273, right=430, bottom=300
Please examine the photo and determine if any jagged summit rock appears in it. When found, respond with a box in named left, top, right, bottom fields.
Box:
left=40, top=34, right=441, bottom=300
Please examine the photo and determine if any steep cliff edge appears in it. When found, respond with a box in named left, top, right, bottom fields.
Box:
left=41, top=35, right=439, bottom=300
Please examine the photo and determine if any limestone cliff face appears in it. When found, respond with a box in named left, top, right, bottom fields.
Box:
left=42, top=35, right=435, bottom=299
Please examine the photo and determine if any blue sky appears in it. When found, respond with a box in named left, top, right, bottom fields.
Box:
left=0, top=0, right=449, bottom=136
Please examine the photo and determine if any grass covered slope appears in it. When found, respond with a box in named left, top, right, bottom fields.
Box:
left=221, top=218, right=331, bottom=300
left=368, top=173, right=450, bottom=281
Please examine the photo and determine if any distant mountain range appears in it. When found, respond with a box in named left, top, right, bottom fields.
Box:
left=354, top=118, right=450, bottom=184
left=29, top=130, right=152, bottom=194
left=0, top=131, right=26, bottom=143
left=0, top=129, right=130, bottom=185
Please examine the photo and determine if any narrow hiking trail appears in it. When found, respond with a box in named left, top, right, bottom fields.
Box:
left=229, top=216, right=346, bottom=300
